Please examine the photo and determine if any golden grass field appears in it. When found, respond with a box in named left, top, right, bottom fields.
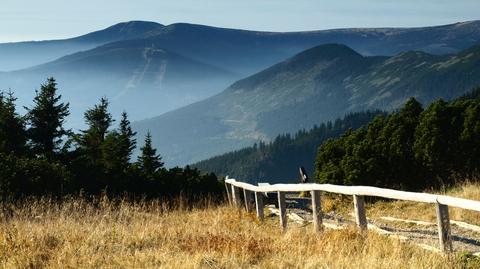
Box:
left=322, top=182, right=480, bottom=226
left=1, top=183, right=480, bottom=268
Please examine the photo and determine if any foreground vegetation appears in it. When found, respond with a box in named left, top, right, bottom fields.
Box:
left=2, top=195, right=478, bottom=269
left=0, top=78, right=222, bottom=199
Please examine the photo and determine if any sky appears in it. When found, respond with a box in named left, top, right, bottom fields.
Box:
left=0, top=0, right=479, bottom=42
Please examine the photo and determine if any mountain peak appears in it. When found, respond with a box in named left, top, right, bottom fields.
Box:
left=75, top=21, right=164, bottom=43
left=109, top=21, right=164, bottom=31
left=292, top=43, right=363, bottom=62
left=229, top=44, right=365, bottom=92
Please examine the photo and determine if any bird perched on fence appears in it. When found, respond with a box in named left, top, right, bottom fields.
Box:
left=299, top=166, right=309, bottom=183
left=298, top=166, right=310, bottom=197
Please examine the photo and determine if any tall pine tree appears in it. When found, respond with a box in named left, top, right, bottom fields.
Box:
left=118, top=111, right=136, bottom=168
left=79, top=97, right=113, bottom=166
left=137, top=131, right=163, bottom=179
left=25, top=78, right=70, bottom=159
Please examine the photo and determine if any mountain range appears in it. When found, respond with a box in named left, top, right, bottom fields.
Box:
left=1, top=44, right=234, bottom=126
left=0, top=20, right=480, bottom=163
left=0, top=21, right=165, bottom=71
left=133, top=43, right=480, bottom=166
left=3, top=20, right=480, bottom=75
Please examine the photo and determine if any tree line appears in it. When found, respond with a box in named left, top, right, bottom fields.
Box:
left=315, top=89, right=480, bottom=190
left=193, top=111, right=383, bottom=183
left=0, top=78, right=222, bottom=199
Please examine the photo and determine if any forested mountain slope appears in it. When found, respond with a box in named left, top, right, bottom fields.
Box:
left=134, top=44, right=480, bottom=166
left=193, top=111, right=383, bottom=183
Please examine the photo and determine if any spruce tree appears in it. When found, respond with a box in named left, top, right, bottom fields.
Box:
left=118, top=111, right=136, bottom=168
left=137, top=131, right=163, bottom=179
left=0, top=91, right=27, bottom=155
left=101, top=131, right=123, bottom=174
left=25, top=78, right=70, bottom=158
left=98, top=112, right=136, bottom=181
left=79, top=97, right=113, bottom=165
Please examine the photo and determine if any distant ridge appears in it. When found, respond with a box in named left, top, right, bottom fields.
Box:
left=72, top=21, right=164, bottom=43
left=0, top=21, right=164, bottom=71
left=133, top=43, right=480, bottom=166
left=2, top=20, right=480, bottom=73
left=0, top=45, right=235, bottom=125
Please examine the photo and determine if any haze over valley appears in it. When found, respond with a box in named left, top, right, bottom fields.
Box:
left=1, top=20, right=480, bottom=164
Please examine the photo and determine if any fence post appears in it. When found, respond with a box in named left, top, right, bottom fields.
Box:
left=278, top=191, right=287, bottom=231
left=353, top=195, right=367, bottom=231
left=436, top=203, right=452, bottom=252
left=231, top=185, right=242, bottom=208
left=311, top=190, right=323, bottom=232
left=225, top=182, right=232, bottom=206
left=255, top=192, right=264, bottom=221
left=244, top=189, right=253, bottom=212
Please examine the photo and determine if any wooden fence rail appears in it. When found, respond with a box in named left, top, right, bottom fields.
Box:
left=224, top=176, right=480, bottom=253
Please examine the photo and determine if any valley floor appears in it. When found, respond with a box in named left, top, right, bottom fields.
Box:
left=1, top=185, right=480, bottom=268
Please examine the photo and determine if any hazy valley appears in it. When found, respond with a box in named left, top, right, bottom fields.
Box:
left=135, top=43, right=480, bottom=166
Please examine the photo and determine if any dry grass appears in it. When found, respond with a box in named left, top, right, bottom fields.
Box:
left=0, top=195, right=473, bottom=269
left=365, top=182, right=480, bottom=225
left=315, top=182, right=480, bottom=226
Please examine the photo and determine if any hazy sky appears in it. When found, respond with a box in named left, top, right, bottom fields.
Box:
left=1, top=0, right=479, bottom=42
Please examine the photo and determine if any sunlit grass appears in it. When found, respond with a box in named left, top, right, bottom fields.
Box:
left=0, top=193, right=474, bottom=268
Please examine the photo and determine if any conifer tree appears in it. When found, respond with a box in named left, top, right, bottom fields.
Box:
left=79, top=97, right=113, bottom=165
left=118, top=111, right=136, bottom=167
left=101, top=131, right=123, bottom=174
left=99, top=112, right=136, bottom=180
left=0, top=91, right=27, bottom=155
left=25, top=78, right=70, bottom=159
left=137, top=131, right=163, bottom=178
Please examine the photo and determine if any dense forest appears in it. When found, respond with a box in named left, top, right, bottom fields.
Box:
left=0, top=78, right=222, bottom=199
left=193, top=111, right=383, bottom=183
left=315, top=89, right=480, bottom=190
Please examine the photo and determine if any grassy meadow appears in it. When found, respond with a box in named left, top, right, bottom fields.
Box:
left=1, top=184, right=480, bottom=268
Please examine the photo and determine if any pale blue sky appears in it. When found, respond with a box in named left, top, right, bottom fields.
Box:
left=1, top=0, right=479, bottom=42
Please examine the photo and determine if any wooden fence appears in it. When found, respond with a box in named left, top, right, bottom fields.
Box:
left=224, top=177, right=480, bottom=253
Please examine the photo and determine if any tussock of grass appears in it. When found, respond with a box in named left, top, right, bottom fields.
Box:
left=0, top=195, right=471, bottom=268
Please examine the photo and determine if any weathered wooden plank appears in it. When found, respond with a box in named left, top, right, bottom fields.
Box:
left=255, top=191, right=264, bottom=221
left=436, top=203, right=452, bottom=252
left=244, top=189, right=253, bottom=212
left=278, top=191, right=287, bottom=231
left=353, top=195, right=367, bottom=231
left=231, top=185, right=242, bottom=208
left=311, top=190, right=323, bottom=232
left=224, top=178, right=480, bottom=213
left=225, top=182, right=232, bottom=206
left=450, top=220, right=480, bottom=233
